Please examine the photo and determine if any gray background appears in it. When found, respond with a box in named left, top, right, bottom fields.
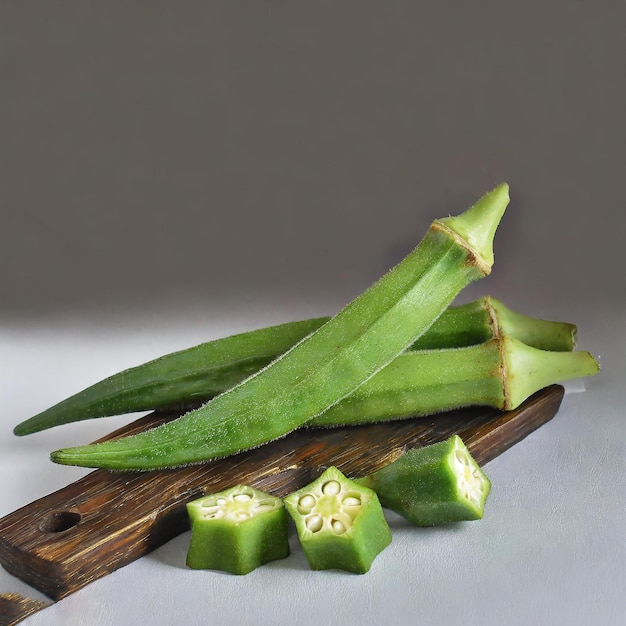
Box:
left=2, top=1, right=624, bottom=323
left=1, top=2, right=624, bottom=626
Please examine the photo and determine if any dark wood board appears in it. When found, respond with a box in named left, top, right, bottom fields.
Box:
left=0, top=594, right=50, bottom=626
left=0, top=385, right=564, bottom=610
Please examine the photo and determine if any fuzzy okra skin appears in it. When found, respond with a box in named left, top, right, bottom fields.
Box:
left=50, top=184, right=509, bottom=470
left=14, top=317, right=327, bottom=436
left=485, top=296, right=577, bottom=353
left=356, top=435, right=491, bottom=526
left=186, top=485, right=289, bottom=574
left=410, top=295, right=577, bottom=352
left=311, top=335, right=599, bottom=427
left=284, top=466, right=392, bottom=573
left=13, top=295, right=576, bottom=436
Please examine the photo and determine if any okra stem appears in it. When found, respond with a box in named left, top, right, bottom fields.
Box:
left=50, top=184, right=509, bottom=470
left=311, top=336, right=599, bottom=427
left=14, top=295, right=575, bottom=436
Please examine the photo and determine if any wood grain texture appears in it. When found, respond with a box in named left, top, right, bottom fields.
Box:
left=0, top=594, right=49, bottom=626
left=0, top=385, right=564, bottom=602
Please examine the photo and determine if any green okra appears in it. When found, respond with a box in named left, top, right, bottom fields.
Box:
left=284, top=466, right=392, bottom=573
left=311, top=335, right=599, bottom=428
left=409, top=295, right=577, bottom=352
left=356, top=435, right=491, bottom=526
left=50, top=183, right=509, bottom=470
left=14, top=295, right=576, bottom=436
left=186, top=485, right=289, bottom=575
left=14, top=317, right=327, bottom=436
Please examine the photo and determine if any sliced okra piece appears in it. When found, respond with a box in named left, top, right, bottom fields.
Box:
left=284, top=466, right=392, bottom=574
left=356, top=435, right=491, bottom=526
left=186, top=485, right=289, bottom=575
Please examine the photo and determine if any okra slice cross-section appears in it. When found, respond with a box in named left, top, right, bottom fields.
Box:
left=284, top=466, right=392, bottom=574
left=186, top=485, right=289, bottom=575
left=357, top=435, right=491, bottom=526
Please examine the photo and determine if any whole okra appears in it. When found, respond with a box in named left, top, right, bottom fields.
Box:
left=310, top=334, right=599, bottom=427
left=50, top=183, right=509, bottom=470
left=14, top=295, right=577, bottom=436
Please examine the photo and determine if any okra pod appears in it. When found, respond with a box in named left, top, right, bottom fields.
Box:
left=51, top=183, right=509, bottom=469
left=185, top=485, right=289, bottom=575
left=356, top=435, right=491, bottom=526
left=311, top=335, right=599, bottom=427
left=284, top=466, right=392, bottom=573
left=14, top=317, right=327, bottom=436
left=14, top=295, right=575, bottom=436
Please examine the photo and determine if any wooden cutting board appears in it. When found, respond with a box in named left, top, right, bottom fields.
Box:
left=0, top=385, right=564, bottom=610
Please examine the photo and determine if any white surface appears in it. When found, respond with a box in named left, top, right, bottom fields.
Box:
left=1, top=303, right=624, bottom=626
left=2, top=2, right=625, bottom=623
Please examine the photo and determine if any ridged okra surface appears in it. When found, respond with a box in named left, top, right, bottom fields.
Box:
left=186, top=485, right=289, bottom=575
left=284, top=466, right=392, bottom=574
left=50, top=184, right=509, bottom=469
left=358, top=435, right=491, bottom=526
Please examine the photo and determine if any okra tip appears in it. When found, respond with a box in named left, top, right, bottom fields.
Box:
left=437, top=182, right=510, bottom=269
left=50, top=443, right=136, bottom=469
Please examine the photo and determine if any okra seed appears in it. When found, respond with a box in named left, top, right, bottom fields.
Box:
left=342, top=495, right=361, bottom=507
left=201, top=505, right=220, bottom=515
left=298, top=494, right=317, bottom=509
left=297, top=494, right=317, bottom=514
left=322, top=480, right=341, bottom=496
left=254, top=505, right=272, bottom=513
left=453, top=448, right=485, bottom=504
left=257, top=498, right=276, bottom=507
left=254, top=500, right=278, bottom=513
left=195, top=489, right=285, bottom=523
left=454, top=449, right=471, bottom=468
left=306, top=514, right=324, bottom=533
left=331, top=519, right=347, bottom=535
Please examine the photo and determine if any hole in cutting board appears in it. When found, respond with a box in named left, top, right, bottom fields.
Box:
left=41, top=510, right=82, bottom=533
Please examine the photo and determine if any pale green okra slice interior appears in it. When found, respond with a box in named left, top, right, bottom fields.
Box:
left=186, top=484, right=289, bottom=575
left=193, top=488, right=281, bottom=522
left=284, top=466, right=392, bottom=574
left=448, top=436, right=491, bottom=518
left=295, top=475, right=368, bottom=537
